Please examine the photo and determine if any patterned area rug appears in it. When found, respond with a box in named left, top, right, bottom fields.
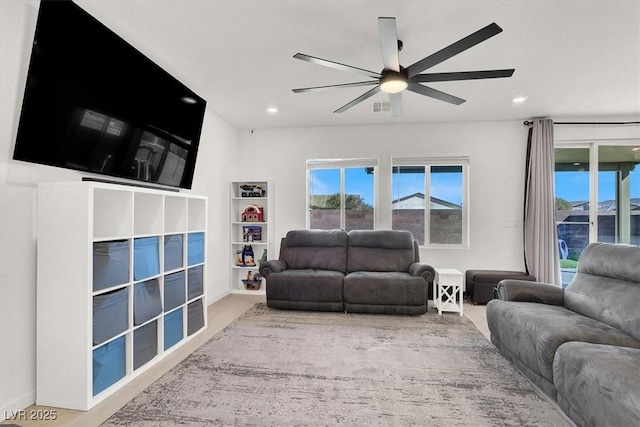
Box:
left=103, top=303, right=570, bottom=426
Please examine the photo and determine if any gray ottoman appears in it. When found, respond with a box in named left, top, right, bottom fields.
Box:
left=465, top=270, right=536, bottom=304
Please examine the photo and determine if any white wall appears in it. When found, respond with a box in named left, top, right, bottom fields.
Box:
left=0, top=0, right=237, bottom=416
left=1, top=0, right=39, bottom=415
left=237, top=121, right=531, bottom=272
left=190, top=110, right=238, bottom=304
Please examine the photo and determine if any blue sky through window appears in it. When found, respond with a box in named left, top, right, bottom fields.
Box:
left=556, top=169, right=640, bottom=202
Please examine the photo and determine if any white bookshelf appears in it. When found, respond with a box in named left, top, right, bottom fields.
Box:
left=229, top=181, right=273, bottom=295
left=36, top=181, right=207, bottom=410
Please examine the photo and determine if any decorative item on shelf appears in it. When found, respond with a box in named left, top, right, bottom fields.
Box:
left=242, top=270, right=262, bottom=290
left=258, top=249, right=268, bottom=266
left=241, top=205, right=264, bottom=222
left=235, top=245, right=255, bottom=267
left=242, top=225, right=262, bottom=242
left=240, top=184, right=266, bottom=198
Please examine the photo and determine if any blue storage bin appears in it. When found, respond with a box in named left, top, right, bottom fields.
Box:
left=133, top=320, right=158, bottom=370
left=187, top=232, right=204, bottom=266
left=93, top=287, right=128, bottom=345
left=93, top=240, right=130, bottom=291
left=164, top=308, right=184, bottom=351
left=164, top=234, right=183, bottom=272
left=187, top=265, right=203, bottom=300
left=134, top=236, right=160, bottom=280
left=187, top=299, right=204, bottom=336
left=93, top=336, right=126, bottom=396
left=133, top=279, right=162, bottom=326
left=164, top=271, right=185, bottom=312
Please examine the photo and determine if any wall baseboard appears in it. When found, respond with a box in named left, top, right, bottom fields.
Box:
left=1, top=390, right=36, bottom=421
left=207, top=289, right=231, bottom=306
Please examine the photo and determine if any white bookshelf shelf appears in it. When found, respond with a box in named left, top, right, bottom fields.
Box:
left=229, top=181, right=273, bottom=295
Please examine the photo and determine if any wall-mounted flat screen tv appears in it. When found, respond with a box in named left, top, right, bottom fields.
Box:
left=13, top=0, right=206, bottom=190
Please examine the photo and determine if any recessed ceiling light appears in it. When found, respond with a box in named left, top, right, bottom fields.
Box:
left=512, top=96, right=528, bottom=103
left=266, top=107, right=278, bottom=113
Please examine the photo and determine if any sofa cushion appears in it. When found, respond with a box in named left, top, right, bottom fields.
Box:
left=486, top=300, right=640, bottom=385
left=280, top=229, right=348, bottom=272
left=565, top=242, right=640, bottom=341
left=554, top=342, right=640, bottom=427
left=265, top=269, right=344, bottom=303
left=343, top=271, right=426, bottom=306
left=347, top=230, right=415, bottom=273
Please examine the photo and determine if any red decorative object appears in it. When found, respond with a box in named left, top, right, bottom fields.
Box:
left=241, top=205, right=264, bottom=222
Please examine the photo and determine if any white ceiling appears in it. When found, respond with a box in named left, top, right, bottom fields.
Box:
left=79, top=0, right=640, bottom=130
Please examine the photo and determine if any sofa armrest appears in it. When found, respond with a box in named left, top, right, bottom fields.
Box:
left=258, top=260, right=287, bottom=278
left=409, top=262, right=435, bottom=283
left=495, top=279, right=564, bottom=305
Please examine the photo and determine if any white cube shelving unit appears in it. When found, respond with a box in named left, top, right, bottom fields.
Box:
left=36, top=181, right=207, bottom=410
left=229, top=181, right=273, bottom=295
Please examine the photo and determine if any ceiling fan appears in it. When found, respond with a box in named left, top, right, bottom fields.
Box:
left=292, top=18, right=515, bottom=116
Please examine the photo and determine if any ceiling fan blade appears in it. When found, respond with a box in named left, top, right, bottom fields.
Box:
left=410, top=69, right=515, bottom=83
left=378, top=17, right=400, bottom=72
left=390, top=92, right=402, bottom=117
left=406, top=23, right=504, bottom=77
left=407, top=83, right=466, bottom=105
left=292, top=81, right=379, bottom=93
left=334, top=86, right=381, bottom=113
left=294, top=53, right=381, bottom=79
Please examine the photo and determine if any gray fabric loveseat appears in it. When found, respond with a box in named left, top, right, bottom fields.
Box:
left=259, top=229, right=435, bottom=314
left=486, top=242, right=640, bottom=427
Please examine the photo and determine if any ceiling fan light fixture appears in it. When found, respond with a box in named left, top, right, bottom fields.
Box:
left=292, top=20, right=515, bottom=114
left=380, top=71, right=408, bottom=93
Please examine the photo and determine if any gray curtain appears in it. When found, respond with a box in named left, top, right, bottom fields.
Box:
left=524, top=118, right=562, bottom=285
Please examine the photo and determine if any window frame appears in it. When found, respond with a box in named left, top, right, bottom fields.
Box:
left=392, top=156, right=470, bottom=248
left=306, top=158, right=378, bottom=230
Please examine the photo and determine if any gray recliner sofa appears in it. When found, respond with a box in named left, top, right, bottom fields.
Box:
left=259, top=229, right=435, bottom=314
left=486, top=242, right=640, bottom=427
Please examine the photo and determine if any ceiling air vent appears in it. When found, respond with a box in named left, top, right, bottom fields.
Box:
left=372, top=101, right=391, bottom=112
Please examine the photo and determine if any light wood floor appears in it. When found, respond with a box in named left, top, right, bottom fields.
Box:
left=1, top=295, right=489, bottom=426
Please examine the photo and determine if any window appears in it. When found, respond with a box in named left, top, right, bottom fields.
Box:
left=307, top=159, right=376, bottom=231
left=555, top=142, right=640, bottom=288
left=392, top=157, right=469, bottom=247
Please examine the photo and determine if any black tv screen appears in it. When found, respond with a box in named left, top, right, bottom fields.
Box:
left=13, top=0, right=206, bottom=189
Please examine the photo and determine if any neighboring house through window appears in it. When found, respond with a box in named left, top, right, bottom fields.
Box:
left=307, top=158, right=377, bottom=231
left=391, top=156, right=469, bottom=247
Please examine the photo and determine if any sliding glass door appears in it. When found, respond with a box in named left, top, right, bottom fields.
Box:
left=555, top=143, right=640, bottom=287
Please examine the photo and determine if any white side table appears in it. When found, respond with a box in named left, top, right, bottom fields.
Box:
left=434, top=268, right=464, bottom=316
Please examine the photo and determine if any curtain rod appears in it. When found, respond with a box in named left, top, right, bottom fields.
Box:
left=523, top=120, right=640, bottom=126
